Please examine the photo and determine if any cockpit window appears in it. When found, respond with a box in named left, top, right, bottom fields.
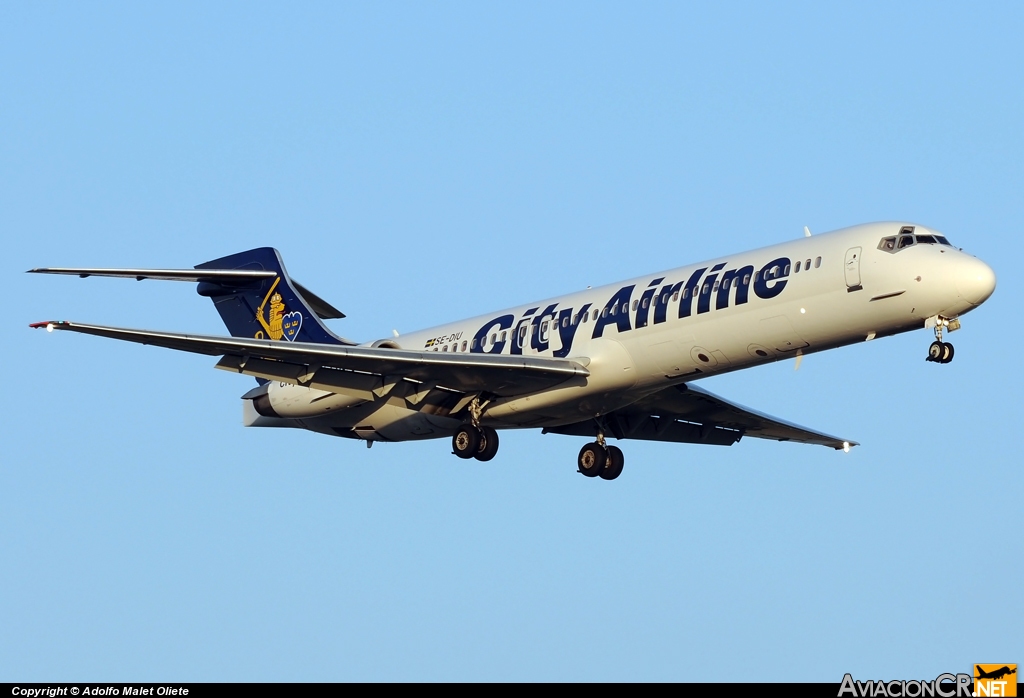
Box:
left=879, top=229, right=954, bottom=253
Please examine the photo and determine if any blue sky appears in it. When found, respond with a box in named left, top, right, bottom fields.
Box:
left=2, top=2, right=1021, bottom=681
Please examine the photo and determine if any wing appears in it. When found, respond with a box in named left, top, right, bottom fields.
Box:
left=546, top=382, right=856, bottom=450
left=30, top=320, right=589, bottom=397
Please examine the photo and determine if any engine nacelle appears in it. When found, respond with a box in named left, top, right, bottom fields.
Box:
left=251, top=381, right=366, bottom=418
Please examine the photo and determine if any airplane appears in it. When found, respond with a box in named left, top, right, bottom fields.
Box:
left=29, top=221, right=996, bottom=481
left=975, top=666, right=1016, bottom=681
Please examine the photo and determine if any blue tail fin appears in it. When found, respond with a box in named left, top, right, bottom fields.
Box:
left=195, top=247, right=344, bottom=345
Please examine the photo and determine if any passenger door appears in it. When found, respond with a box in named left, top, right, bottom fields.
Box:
left=844, top=247, right=862, bottom=291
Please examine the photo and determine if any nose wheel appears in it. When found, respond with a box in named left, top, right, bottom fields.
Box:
left=925, top=317, right=956, bottom=364
left=927, top=340, right=954, bottom=364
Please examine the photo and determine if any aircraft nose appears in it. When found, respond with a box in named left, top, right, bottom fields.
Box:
left=955, top=255, right=996, bottom=306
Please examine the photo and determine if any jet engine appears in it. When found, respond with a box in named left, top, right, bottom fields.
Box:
left=251, top=381, right=366, bottom=418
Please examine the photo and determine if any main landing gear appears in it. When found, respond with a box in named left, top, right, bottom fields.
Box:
left=578, top=433, right=625, bottom=481
left=452, top=398, right=500, bottom=461
left=452, top=424, right=500, bottom=461
left=926, top=316, right=959, bottom=364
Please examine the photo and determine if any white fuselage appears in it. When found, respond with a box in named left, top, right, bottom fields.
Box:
left=261, top=222, right=995, bottom=441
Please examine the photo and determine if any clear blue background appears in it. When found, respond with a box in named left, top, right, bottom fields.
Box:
left=2, top=2, right=1020, bottom=681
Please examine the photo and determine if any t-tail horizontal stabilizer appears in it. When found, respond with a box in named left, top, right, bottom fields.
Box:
left=28, top=248, right=349, bottom=345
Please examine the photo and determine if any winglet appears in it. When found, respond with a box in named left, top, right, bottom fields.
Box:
left=29, top=320, right=64, bottom=331
left=804, top=226, right=812, bottom=237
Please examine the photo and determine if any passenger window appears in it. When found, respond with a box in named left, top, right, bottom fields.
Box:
left=562, top=316, right=568, bottom=327
left=672, top=291, right=679, bottom=302
left=743, top=274, right=750, bottom=285
left=642, top=298, right=649, bottom=309
left=683, top=288, right=689, bottom=299
left=490, top=333, right=497, bottom=345
left=632, top=300, right=638, bottom=311
left=770, top=265, right=779, bottom=277
left=592, top=309, right=598, bottom=321
left=814, top=256, right=821, bottom=268
left=898, top=236, right=914, bottom=249
left=471, top=338, right=477, bottom=349
left=461, top=341, right=467, bottom=351
left=500, top=331, right=506, bottom=342
left=795, top=261, right=801, bottom=273
left=754, top=271, right=760, bottom=281
left=712, top=281, right=720, bottom=292
left=442, top=345, right=448, bottom=352
left=805, top=258, right=811, bottom=269
left=602, top=308, right=608, bottom=318
left=784, top=264, right=791, bottom=275
left=541, top=321, right=549, bottom=334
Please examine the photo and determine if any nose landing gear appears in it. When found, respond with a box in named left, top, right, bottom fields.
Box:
left=925, top=316, right=959, bottom=364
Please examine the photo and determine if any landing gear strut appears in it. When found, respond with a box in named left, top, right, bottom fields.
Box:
left=578, top=431, right=625, bottom=481
left=926, top=317, right=957, bottom=364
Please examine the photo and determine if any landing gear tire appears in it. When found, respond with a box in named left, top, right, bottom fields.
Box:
left=600, top=445, right=624, bottom=481
left=453, top=425, right=481, bottom=459
left=475, top=426, right=499, bottom=461
left=927, top=341, right=945, bottom=362
left=941, top=342, right=955, bottom=364
left=578, top=443, right=607, bottom=477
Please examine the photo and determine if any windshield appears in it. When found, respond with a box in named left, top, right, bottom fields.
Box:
left=877, top=227, right=953, bottom=253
